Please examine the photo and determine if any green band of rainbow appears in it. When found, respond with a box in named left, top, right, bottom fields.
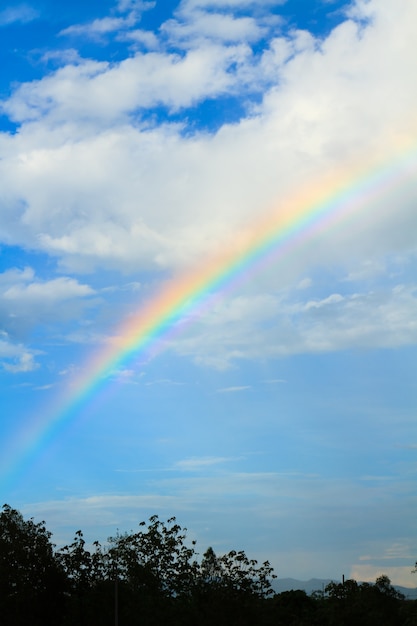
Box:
left=2, top=137, right=417, bottom=489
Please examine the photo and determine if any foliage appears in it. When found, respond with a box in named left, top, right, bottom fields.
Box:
left=269, top=589, right=320, bottom=625
left=0, top=504, right=66, bottom=626
left=199, top=545, right=275, bottom=597
left=324, top=576, right=405, bottom=626
left=107, top=514, right=199, bottom=598
left=1, top=504, right=415, bottom=626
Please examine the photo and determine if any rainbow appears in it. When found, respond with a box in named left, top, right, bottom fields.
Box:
left=3, top=138, right=417, bottom=489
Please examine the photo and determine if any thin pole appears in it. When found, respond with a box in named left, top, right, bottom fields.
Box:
left=114, top=563, right=119, bottom=626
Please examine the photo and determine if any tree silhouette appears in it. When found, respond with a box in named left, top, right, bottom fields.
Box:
left=0, top=504, right=66, bottom=626
left=324, top=576, right=405, bottom=626
left=1, top=504, right=414, bottom=626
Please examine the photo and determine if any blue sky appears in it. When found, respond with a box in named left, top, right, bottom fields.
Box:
left=0, top=0, right=416, bottom=587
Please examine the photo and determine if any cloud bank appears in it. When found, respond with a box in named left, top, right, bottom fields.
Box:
left=0, top=0, right=416, bottom=370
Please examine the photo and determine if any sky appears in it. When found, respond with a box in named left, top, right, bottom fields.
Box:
left=0, top=0, right=416, bottom=588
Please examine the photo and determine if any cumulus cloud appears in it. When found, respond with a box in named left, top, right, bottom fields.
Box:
left=0, top=0, right=415, bottom=279
left=168, top=0, right=284, bottom=48
left=0, top=0, right=416, bottom=366
left=2, top=273, right=94, bottom=303
left=0, top=266, right=96, bottom=340
left=2, top=43, right=253, bottom=128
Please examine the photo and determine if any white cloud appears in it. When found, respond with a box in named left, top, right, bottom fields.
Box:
left=121, top=28, right=159, bottom=49
left=2, top=44, right=250, bottom=125
left=0, top=0, right=416, bottom=365
left=304, top=293, right=344, bottom=310
left=163, top=11, right=265, bottom=46
left=0, top=4, right=38, bottom=26
left=40, top=49, right=83, bottom=66
left=18, top=465, right=417, bottom=584
left=350, top=565, right=416, bottom=589
left=0, top=267, right=96, bottom=340
left=345, top=0, right=376, bottom=24
left=3, top=274, right=94, bottom=302
left=59, top=0, right=155, bottom=39
left=21, top=468, right=416, bottom=552
left=217, top=385, right=251, bottom=393
left=381, top=543, right=414, bottom=561
left=343, top=259, right=386, bottom=282
left=297, top=278, right=313, bottom=290
left=116, top=0, right=156, bottom=13
left=175, top=456, right=237, bottom=470
left=172, top=282, right=417, bottom=367
left=3, top=351, right=38, bottom=373
left=110, top=368, right=136, bottom=379
left=179, top=0, right=283, bottom=9
left=144, top=378, right=184, bottom=386
left=166, top=0, right=285, bottom=48
left=60, top=16, right=137, bottom=38
left=21, top=494, right=182, bottom=544
left=0, top=333, right=39, bottom=373
left=0, top=266, right=34, bottom=285
left=0, top=0, right=415, bottom=281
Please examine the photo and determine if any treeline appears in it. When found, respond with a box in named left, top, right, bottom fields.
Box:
left=1, top=504, right=416, bottom=625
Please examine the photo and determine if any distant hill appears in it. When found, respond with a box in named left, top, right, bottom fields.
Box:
left=273, top=578, right=333, bottom=595
left=273, top=578, right=417, bottom=600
